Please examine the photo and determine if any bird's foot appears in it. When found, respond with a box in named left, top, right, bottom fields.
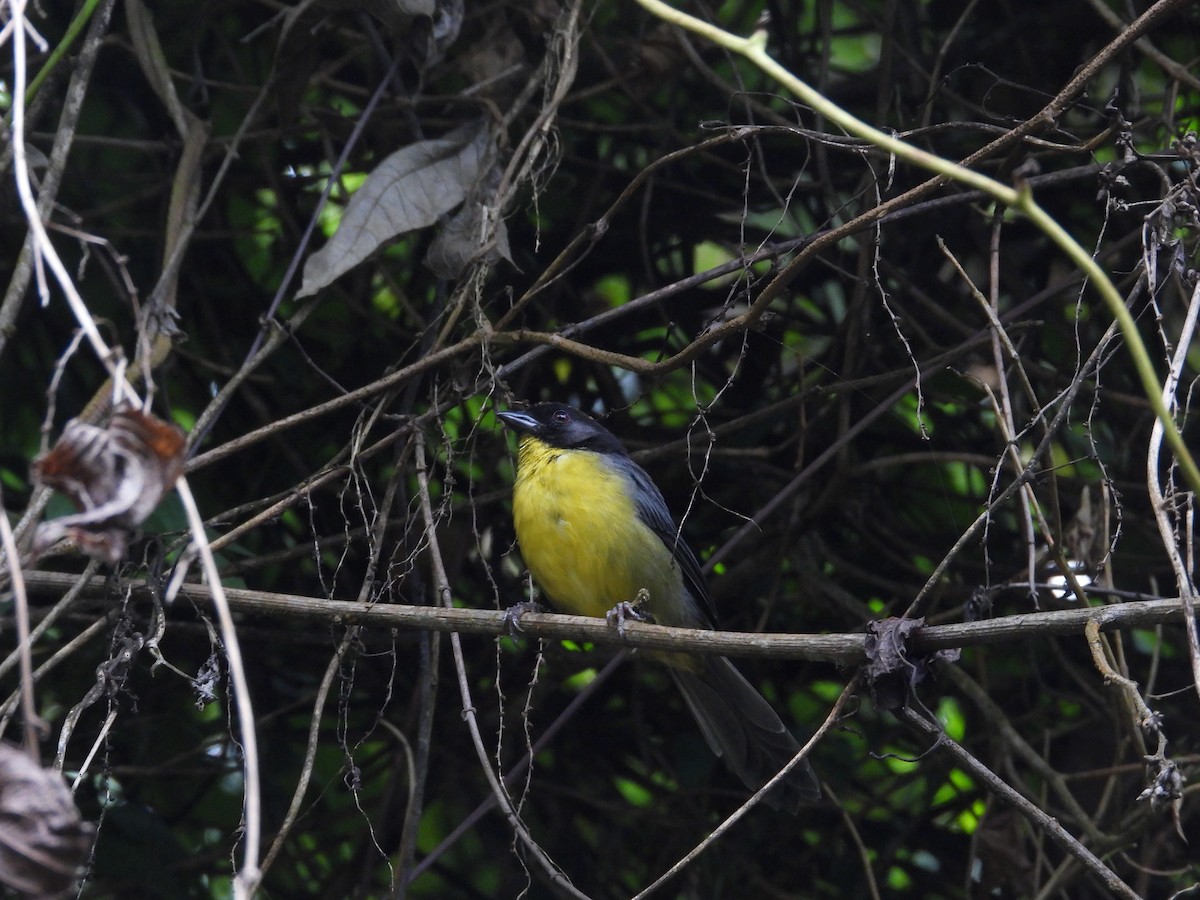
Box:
left=502, top=599, right=543, bottom=636
left=605, top=589, right=655, bottom=637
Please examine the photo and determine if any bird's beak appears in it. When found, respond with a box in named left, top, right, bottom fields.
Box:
left=497, top=410, right=539, bottom=434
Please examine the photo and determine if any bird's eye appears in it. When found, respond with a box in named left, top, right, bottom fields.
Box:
left=552, top=410, right=570, bottom=424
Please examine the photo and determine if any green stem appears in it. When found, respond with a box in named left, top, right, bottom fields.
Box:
left=21, top=0, right=103, bottom=109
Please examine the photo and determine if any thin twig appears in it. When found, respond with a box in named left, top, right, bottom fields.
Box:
left=405, top=652, right=627, bottom=884
left=412, top=433, right=589, bottom=899
left=0, top=610, right=115, bottom=747
left=899, top=706, right=1140, bottom=900
left=633, top=676, right=859, bottom=899
left=259, top=640, right=350, bottom=880
left=0, top=493, right=42, bottom=758
left=0, top=559, right=99, bottom=683
left=6, top=0, right=132, bottom=393
left=1146, top=279, right=1200, bottom=701
left=173, top=477, right=262, bottom=898
left=0, top=0, right=117, bottom=358
left=941, top=665, right=1109, bottom=843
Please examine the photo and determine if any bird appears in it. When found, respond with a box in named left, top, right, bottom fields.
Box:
left=498, top=401, right=820, bottom=812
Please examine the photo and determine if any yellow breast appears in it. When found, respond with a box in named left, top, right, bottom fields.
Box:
left=511, top=438, right=684, bottom=621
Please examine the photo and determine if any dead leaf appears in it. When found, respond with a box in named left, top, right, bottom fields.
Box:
left=1138, top=753, right=1186, bottom=836
left=298, top=121, right=494, bottom=297
left=31, top=406, right=187, bottom=564
left=863, top=616, right=960, bottom=711
left=0, top=744, right=92, bottom=899
left=424, top=164, right=512, bottom=278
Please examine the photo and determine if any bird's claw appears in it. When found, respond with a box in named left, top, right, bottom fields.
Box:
left=605, top=590, right=654, bottom=637
left=502, top=599, right=542, bottom=636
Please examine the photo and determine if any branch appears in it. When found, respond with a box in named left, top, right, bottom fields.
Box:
left=0, top=495, right=41, bottom=758
left=1146, top=279, right=1200, bottom=701
left=19, top=570, right=1198, bottom=664
left=899, top=706, right=1140, bottom=900
left=633, top=0, right=1200, bottom=497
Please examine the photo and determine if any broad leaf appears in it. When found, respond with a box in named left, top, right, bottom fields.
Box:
left=298, top=122, right=492, bottom=296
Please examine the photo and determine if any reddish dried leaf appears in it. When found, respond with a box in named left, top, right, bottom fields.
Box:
left=31, top=405, right=186, bottom=564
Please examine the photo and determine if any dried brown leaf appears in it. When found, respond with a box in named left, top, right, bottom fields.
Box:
left=0, top=744, right=92, bottom=899
left=863, top=616, right=960, bottom=711
left=31, top=406, right=187, bottom=564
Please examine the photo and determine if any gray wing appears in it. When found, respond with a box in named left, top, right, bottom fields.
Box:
left=618, top=457, right=717, bottom=626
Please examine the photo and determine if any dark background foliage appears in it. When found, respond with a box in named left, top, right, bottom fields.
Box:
left=2, top=0, right=1199, bottom=897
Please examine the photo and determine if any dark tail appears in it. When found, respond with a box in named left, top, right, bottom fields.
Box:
left=669, top=656, right=820, bottom=812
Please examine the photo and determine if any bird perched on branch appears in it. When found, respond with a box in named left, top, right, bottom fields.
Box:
left=498, top=402, right=819, bottom=811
